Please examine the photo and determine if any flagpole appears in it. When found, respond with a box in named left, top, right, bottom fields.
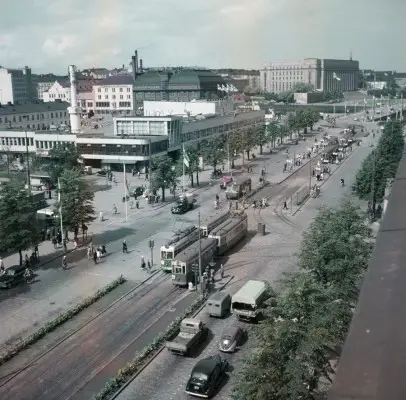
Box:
left=123, top=163, right=128, bottom=222
left=182, top=145, right=185, bottom=192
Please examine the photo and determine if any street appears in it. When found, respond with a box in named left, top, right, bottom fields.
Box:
left=114, top=120, right=381, bottom=400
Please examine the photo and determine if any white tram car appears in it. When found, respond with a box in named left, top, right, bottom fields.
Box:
left=208, top=213, right=248, bottom=255
left=160, top=226, right=200, bottom=272
left=172, top=238, right=217, bottom=287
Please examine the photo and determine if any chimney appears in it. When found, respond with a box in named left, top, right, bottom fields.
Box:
left=139, top=59, right=143, bottom=72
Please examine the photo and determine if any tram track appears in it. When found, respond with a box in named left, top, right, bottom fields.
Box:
left=0, top=272, right=191, bottom=400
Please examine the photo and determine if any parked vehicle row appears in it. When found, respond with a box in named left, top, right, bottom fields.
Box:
left=167, top=280, right=268, bottom=398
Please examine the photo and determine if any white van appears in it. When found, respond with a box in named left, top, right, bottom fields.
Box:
left=231, top=280, right=268, bottom=322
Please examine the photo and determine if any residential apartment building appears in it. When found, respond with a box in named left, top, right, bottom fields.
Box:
left=0, top=100, right=70, bottom=131
left=0, top=66, right=35, bottom=104
left=260, top=58, right=359, bottom=94
left=92, top=75, right=134, bottom=115
left=33, top=74, right=67, bottom=100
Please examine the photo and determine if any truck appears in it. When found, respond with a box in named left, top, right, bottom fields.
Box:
left=171, top=193, right=195, bottom=214
left=165, top=318, right=209, bottom=356
left=231, top=280, right=269, bottom=322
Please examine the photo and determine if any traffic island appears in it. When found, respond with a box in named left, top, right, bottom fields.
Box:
left=0, top=275, right=126, bottom=366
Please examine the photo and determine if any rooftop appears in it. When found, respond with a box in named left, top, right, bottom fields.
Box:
left=95, top=75, right=133, bottom=86
left=0, top=100, right=70, bottom=115
left=59, top=79, right=99, bottom=92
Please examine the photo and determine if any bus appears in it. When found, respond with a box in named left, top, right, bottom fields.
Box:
left=172, top=238, right=217, bottom=287
left=160, top=226, right=200, bottom=272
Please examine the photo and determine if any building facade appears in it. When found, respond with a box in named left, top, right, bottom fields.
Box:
left=92, top=75, right=133, bottom=115
left=0, top=101, right=70, bottom=131
left=260, top=58, right=359, bottom=93
left=0, top=66, right=35, bottom=104
left=133, top=70, right=227, bottom=108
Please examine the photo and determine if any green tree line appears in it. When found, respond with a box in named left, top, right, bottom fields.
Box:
left=232, top=201, right=373, bottom=400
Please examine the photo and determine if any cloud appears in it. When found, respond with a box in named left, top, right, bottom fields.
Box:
left=0, top=0, right=404, bottom=73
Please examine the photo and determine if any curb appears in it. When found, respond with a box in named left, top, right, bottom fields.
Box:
left=109, top=274, right=235, bottom=400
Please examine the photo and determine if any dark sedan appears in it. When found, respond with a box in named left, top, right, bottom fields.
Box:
left=185, top=354, right=228, bottom=398
left=0, top=265, right=26, bottom=289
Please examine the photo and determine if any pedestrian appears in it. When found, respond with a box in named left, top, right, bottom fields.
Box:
left=99, top=211, right=104, bottom=222
left=283, top=200, right=288, bottom=210
left=136, top=200, right=139, bottom=209
left=147, top=259, right=151, bottom=271
left=141, top=256, right=146, bottom=269
left=122, top=240, right=127, bottom=253
left=87, top=246, right=92, bottom=260
left=63, top=239, right=67, bottom=252
left=73, top=239, right=78, bottom=250
left=0, top=257, right=4, bottom=271
left=220, top=264, right=224, bottom=279
left=52, top=236, right=57, bottom=249
left=229, top=200, right=232, bottom=210
left=145, top=173, right=149, bottom=180
left=137, top=171, right=140, bottom=178
left=25, top=254, right=30, bottom=269
left=93, top=250, right=97, bottom=264
left=113, top=204, right=117, bottom=214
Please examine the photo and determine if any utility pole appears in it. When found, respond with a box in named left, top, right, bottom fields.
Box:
left=372, top=72, right=377, bottom=121
left=370, top=150, right=376, bottom=220
left=25, top=131, right=31, bottom=194
left=148, top=139, right=152, bottom=193
left=58, top=178, right=64, bottom=237
left=309, top=154, right=312, bottom=191
left=198, top=211, right=203, bottom=295
left=123, top=162, right=128, bottom=222
left=182, top=144, right=186, bottom=192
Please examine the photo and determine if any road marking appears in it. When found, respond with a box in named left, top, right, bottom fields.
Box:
left=85, top=273, right=117, bottom=278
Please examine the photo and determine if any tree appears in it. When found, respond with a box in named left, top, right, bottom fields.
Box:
left=34, top=143, right=82, bottom=184
left=292, top=82, right=314, bottom=93
left=151, top=155, right=178, bottom=201
left=0, top=182, right=42, bottom=265
left=232, top=201, right=373, bottom=400
left=353, top=121, right=404, bottom=205
left=175, top=145, right=201, bottom=187
left=200, top=136, right=227, bottom=172
left=253, top=125, right=270, bottom=155
left=57, top=168, right=95, bottom=238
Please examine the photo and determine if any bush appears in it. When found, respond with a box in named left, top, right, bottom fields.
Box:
left=92, top=295, right=207, bottom=400
left=0, top=275, right=126, bottom=366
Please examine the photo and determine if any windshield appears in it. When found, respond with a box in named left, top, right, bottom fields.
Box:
left=191, top=371, right=208, bottom=382
left=232, top=302, right=256, bottom=311
left=6, top=270, right=15, bottom=276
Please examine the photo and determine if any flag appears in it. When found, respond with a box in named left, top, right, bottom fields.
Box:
left=57, top=180, right=62, bottom=213
left=183, top=145, right=190, bottom=168
left=217, top=84, right=221, bottom=91
left=333, top=72, right=341, bottom=81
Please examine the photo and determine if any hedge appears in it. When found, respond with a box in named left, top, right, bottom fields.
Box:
left=92, top=294, right=207, bottom=400
left=0, top=275, right=126, bottom=366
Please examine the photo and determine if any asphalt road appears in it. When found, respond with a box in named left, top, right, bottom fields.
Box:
left=114, top=121, right=382, bottom=400
left=0, top=272, right=197, bottom=400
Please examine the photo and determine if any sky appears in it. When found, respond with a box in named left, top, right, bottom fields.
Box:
left=0, top=0, right=405, bottom=74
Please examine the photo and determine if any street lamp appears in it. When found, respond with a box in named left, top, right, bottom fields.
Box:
left=332, top=73, right=341, bottom=118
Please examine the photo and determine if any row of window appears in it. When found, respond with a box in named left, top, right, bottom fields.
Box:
left=1, top=137, right=34, bottom=147
left=0, top=121, right=69, bottom=131
left=96, top=94, right=132, bottom=100
left=95, top=101, right=132, bottom=108
left=0, top=111, right=67, bottom=124
left=36, top=140, right=75, bottom=150
left=96, top=87, right=131, bottom=93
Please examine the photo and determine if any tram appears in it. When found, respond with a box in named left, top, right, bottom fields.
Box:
left=160, top=226, right=200, bottom=272
left=199, top=210, right=230, bottom=236
left=225, top=178, right=252, bottom=200
left=172, top=238, right=217, bottom=286
left=208, top=213, right=248, bottom=255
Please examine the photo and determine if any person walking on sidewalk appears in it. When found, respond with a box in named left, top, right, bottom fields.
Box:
left=220, top=264, right=224, bottom=279
left=93, top=250, right=97, bottom=264
left=122, top=240, right=128, bottom=254
left=283, top=200, right=288, bottom=210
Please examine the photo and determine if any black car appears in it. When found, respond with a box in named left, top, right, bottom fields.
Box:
left=185, top=355, right=229, bottom=398
left=0, top=265, right=26, bottom=289
left=96, top=170, right=107, bottom=177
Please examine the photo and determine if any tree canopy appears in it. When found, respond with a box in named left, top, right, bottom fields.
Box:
left=353, top=120, right=404, bottom=203
left=34, top=143, right=82, bottom=184
left=151, top=155, right=178, bottom=201
left=57, top=168, right=95, bottom=236
left=200, top=137, right=227, bottom=171
left=232, top=201, right=372, bottom=400
left=0, top=182, right=42, bottom=265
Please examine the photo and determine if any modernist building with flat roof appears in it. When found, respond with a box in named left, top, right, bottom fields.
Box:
left=260, top=58, right=360, bottom=94
left=0, top=109, right=264, bottom=170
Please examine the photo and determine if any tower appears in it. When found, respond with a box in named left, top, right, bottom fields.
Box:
left=67, top=65, right=81, bottom=134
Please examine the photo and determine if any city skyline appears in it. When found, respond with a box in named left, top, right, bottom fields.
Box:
left=0, top=0, right=404, bottom=74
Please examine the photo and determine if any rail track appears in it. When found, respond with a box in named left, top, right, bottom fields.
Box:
left=0, top=271, right=189, bottom=400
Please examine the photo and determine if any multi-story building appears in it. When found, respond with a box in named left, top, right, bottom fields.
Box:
left=133, top=69, right=227, bottom=108
left=0, top=103, right=264, bottom=171
left=0, top=100, right=70, bottom=131
left=79, top=68, right=110, bottom=80
left=33, top=74, right=67, bottom=100
left=92, top=75, right=134, bottom=115
left=260, top=58, right=359, bottom=94
left=0, top=66, right=35, bottom=104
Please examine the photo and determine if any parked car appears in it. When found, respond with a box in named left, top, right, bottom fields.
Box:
left=0, top=265, right=26, bottom=289
left=185, top=355, right=229, bottom=398
left=219, top=326, right=246, bottom=353
left=96, top=170, right=107, bottom=177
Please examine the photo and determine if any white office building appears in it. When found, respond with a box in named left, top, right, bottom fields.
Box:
left=0, top=66, right=35, bottom=104
left=92, top=75, right=133, bottom=115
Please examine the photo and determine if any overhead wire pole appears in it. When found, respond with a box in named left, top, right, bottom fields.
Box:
left=123, top=162, right=128, bottom=222
left=148, top=139, right=152, bottom=194
left=182, top=144, right=186, bottom=192
left=58, top=178, right=64, bottom=238
left=24, top=130, right=31, bottom=194
left=198, top=211, right=203, bottom=295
